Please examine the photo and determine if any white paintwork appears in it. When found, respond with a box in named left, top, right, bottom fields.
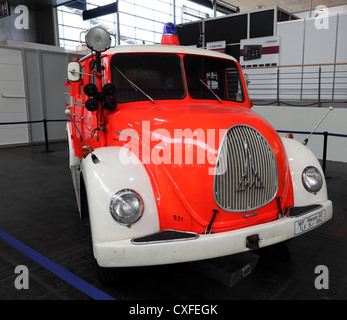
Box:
left=66, top=123, right=80, bottom=168
left=68, top=37, right=336, bottom=268
left=81, top=147, right=160, bottom=248
left=79, top=44, right=238, bottom=63
left=95, top=200, right=332, bottom=267
left=281, top=137, right=328, bottom=206
left=78, top=138, right=333, bottom=268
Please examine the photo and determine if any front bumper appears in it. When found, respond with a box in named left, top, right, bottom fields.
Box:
left=94, top=200, right=333, bottom=267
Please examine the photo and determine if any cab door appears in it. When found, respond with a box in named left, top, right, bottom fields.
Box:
left=69, top=62, right=86, bottom=159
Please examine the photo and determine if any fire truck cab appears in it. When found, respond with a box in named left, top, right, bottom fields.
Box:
left=65, top=24, right=332, bottom=281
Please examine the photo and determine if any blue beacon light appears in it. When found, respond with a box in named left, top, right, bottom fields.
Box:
left=161, top=22, right=180, bottom=45
left=163, top=22, right=177, bottom=35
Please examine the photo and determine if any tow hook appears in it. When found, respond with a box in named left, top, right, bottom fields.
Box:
left=246, top=234, right=260, bottom=250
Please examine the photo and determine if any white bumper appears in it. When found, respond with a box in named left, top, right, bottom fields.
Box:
left=94, top=200, right=333, bottom=267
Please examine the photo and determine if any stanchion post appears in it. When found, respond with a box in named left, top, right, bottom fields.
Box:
left=318, top=66, right=322, bottom=107
left=322, top=131, right=328, bottom=175
left=42, top=119, right=53, bottom=153
left=276, top=68, right=280, bottom=105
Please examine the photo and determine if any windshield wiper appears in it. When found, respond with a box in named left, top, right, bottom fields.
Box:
left=114, top=66, right=154, bottom=103
left=199, top=79, right=222, bottom=103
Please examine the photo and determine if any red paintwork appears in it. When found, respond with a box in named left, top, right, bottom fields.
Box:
left=161, top=34, right=180, bottom=46
left=66, top=48, right=294, bottom=234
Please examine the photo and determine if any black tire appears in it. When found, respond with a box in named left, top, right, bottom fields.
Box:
left=80, top=177, right=119, bottom=283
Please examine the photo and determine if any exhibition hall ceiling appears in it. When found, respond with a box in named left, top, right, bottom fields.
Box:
left=8, top=0, right=76, bottom=10
left=7, top=0, right=347, bottom=14
left=221, top=0, right=347, bottom=13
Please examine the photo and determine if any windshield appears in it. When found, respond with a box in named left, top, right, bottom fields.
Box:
left=111, top=53, right=186, bottom=103
left=184, top=55, right=245, bottom=102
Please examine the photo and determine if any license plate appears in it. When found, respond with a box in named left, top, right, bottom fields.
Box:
left=294, top=210, right=326, bottom=235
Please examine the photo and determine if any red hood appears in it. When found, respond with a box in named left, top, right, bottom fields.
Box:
left=108, top=101, right=293, bottom=233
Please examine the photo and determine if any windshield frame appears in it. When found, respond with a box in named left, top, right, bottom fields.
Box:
left=184, top=54, right=246, bottom=103
left=110, top=52, right=187, bottom=103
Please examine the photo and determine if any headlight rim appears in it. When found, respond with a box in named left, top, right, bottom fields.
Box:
left=110, top=189, right=144, bottom=226
left=302, top=165, right=323, bottom=194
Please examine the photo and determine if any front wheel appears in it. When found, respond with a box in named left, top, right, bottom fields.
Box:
left=91, top=251, right=119, bottom=283
left=81, top=177, right=119, bottom=283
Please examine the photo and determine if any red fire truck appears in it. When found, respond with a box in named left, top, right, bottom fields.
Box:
left=65, top=24, right=332, bottom=281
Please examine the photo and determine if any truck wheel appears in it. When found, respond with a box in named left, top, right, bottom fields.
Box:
left=80, top=178, right=119, bottom=283
left=92, top=258, right=119, bottom=283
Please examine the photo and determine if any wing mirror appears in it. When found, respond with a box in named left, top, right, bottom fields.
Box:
left=67, top=61, right=81, bottom=82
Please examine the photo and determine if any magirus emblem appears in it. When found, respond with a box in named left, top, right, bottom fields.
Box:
left=236, top=139, right=264, bottom=191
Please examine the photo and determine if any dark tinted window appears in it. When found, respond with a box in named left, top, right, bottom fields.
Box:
left=111, top=53, right=186, bottom=102
left=184, top=55, right=244, bottom=102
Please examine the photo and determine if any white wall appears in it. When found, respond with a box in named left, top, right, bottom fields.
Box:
left=251, top=13, right=347, bottom=164
left=246, top=12, right=347, bottom=101
left=0, top=42, right=83, bottom=146
left=253, top=105, right=347, bottom=163
left=0, top=48, right=29, bottom=145
left=294, top=4, right=347, bottom=19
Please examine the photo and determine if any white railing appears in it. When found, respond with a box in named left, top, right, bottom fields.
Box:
left=243, top=62, right=347, bottom=106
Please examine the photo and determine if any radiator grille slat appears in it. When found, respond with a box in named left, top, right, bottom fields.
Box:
left=214, top=125, right=278, bottom=212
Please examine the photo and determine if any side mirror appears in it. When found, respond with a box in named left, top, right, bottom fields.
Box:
left=67, top=62, right=81, bottom=82
left=250, top=99, right=253, bottom=108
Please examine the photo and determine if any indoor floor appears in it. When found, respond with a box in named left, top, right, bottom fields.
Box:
left=0, top=142, right=346, bottom=300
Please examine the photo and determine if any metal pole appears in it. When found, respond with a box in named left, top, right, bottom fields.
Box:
left=42, top=119, right=53, bottom=153
left=322, top=131, right=328, bottom=175
left=318, top=66, right=321, bottom=107
left=277, top=68, right=280, bottom=105
left=116, top=1, right=120, bottom=45
left=173, top=0, right=176, bottom=25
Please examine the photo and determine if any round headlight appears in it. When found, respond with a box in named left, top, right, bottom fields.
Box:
left=110, top=189, right=144, bottom=225
left=302, top=166, right=323, bottom=194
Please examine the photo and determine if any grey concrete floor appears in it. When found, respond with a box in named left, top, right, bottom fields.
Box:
left=0, top=142, right=346, bottom=301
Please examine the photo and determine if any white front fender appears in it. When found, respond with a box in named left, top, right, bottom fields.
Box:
left=81, top=147, right=159, bottom=245
left=281, top=137, right=328, bottom=207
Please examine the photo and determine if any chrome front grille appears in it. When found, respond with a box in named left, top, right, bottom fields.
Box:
left=214, top=125, right=278, bottom=212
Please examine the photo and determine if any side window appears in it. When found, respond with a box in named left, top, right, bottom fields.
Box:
left=206, top=71, right=219, bottom=91
left=226, top=67, right=244, bottom=102
left=184, top=55, right=245, bottom=102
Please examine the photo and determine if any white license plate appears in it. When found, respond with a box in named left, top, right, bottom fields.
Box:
left=294, top=210, right=326, bottom=235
